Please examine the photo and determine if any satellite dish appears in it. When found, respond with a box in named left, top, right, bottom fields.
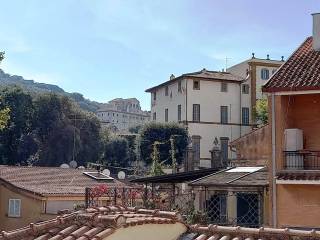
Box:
left=117, top=171, right=126, bottom=180
left=102, top=169, right=111, bottom=176
left=78, top=166, right=85, bottom=169
left=69, top=160, right=78, bottom=168
left=60, top=163, right=70, bottom=169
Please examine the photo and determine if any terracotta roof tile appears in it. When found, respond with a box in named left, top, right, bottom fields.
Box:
left=0, top=165, right=126, bottom=196
left=145, top=69, right=243, bottom=92
left=185, top=225, right=320, bottom=240
left=277, top=171, right=320, bottom=181
left=2, top=206, right=320, bottom=240
left=0, top=206, right=183, bottom=240
left=263, top=37, right=320, bottom=92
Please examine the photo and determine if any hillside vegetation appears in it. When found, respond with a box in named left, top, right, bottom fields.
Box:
left=0, top=69, right=102, bottom=112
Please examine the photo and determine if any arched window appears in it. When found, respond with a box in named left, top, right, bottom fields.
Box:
left=261, top=68, right=269, bottom=80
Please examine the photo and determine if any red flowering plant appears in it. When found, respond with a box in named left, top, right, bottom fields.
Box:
left=89, top=184, right=108, bottom=207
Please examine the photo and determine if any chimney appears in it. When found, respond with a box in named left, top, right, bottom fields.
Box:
left=312, top=13, right=320, bottom=51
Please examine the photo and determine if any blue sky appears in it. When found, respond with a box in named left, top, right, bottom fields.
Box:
left=0, top=0, right=319, bottom=110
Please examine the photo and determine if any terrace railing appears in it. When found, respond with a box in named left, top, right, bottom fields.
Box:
left=283, top=150, right=320, bottom=170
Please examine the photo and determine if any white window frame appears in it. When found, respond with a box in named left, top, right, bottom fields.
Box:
left=8, top=199, right=21, bottom=217
left=261, top=68, right=270, bottom=80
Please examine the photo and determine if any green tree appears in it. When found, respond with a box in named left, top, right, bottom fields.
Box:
left=0, top=87, right=34, bottom=165
left=103, top=136, right=129, bottom=167
left=139, top=122, right=189, bottom=166
left=0, top=107, right=10, bottom=131
left=0, top=51, right=4, bottom=63
left=129, top=124, right=143, bottom=134
left=150, top=141, right=164, bottom=176
left=32, top=94, right=83, bottom=166
left=255, top=99, right=268, bottom=125
left=75, top=111, right=102, bottom=167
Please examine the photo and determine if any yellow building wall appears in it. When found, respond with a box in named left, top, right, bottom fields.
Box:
left=277, top=184, right=320, bottom=228
left=0, top=185, right=54, bottom=231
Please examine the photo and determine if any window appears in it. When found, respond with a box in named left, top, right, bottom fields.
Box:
left=242, top=107, right=250, bottom=125
left=178, top=105, right=181, bottom=121
left=153, top=92, right=157, bottom=101
left=220, top=137, right=229, bottom=161
left=165, top=108, right=168, bottom=122
left=192, top=135, right=201, bottom=168
left=206, top=193, right=227, bottom=224
left=220, top=106, right=228, bottom=124
left=178, top=81, right=182, bottom=92
left=8, top=199, right=21, bottom=217
left=242, top=84, right=249, bottom=94
left=153, top=112, right=156, bottom=121
left=221, top=82, right=228, bottom=92
left=192, top=104, right=200, bottom=122
left=261, top=68, right=269, bottom=80
left=193, top=80, right=200, bottom=90
left=165, top=86, right=169, bottom=96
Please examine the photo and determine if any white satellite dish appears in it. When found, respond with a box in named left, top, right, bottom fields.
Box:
left=60, top=163, right=70, bottom=169
left=117, top=171, right=126, bottom=180
left=102, top=169, right=111, bottom=176
left=78, top=166, right=85, bottom=169
left=69, top=160, right=78, bottom=168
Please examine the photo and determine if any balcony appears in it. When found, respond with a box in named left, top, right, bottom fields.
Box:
left=283, top=150, right=320, bottom=170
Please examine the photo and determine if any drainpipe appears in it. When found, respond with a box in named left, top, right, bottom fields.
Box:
left=271, top=93, right=277, bottom=227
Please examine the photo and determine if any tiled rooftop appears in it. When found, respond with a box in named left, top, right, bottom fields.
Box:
left=145, top=69, right=243, bottom=92
left=2, top=206, right=320, bottom=240
left=0, top=206, right=184, bottom=240
left=0, top=165, right=126, bottom=196
left=184, top=224, right=320, bottom=240
left=277, top=171, right=320, bottom=181
left=263, top=36, right=320, bottom=92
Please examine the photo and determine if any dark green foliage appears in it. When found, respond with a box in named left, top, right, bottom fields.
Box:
left=0, top=52, right=4, bottom=63
left=121, top=134, right=138, bottom=166
left=254, top=99, right=268, bottom=125
left=128, top=124, right=143, bottom=134
left=139, top=122, right=189, bottom=165
left=0, top=87, right=34, bottom=164
left=0, top=86, right=103, bottom=167
left=103, top=136, right=129, bottom=167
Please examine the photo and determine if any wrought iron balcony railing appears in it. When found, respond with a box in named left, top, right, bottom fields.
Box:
left=283, top=150, right=320, bottom=170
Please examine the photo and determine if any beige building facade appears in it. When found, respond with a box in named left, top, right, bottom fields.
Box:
left=146, top=69, right=252, bottom=168
left=228, top=56, right=284, bottom=121
left=97, top=98, right=150, bottom=133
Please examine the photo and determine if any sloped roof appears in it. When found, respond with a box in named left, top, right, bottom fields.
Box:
left=145, top=69, right=244, bottom=92
left=0, top=165, right=126, bottom=196
left=0, top=206, right=185, bottom=240
left=2, top=206, right=319, bottom=240
left=189, top=167, right=268, bottom=187
left=183, top=225, right=320, bottom=240
left=263, top=37, right=320, bottom=92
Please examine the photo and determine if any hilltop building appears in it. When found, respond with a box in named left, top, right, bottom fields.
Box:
left=96, top=98, right=150, bottom=132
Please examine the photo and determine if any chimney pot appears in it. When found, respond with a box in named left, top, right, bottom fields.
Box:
left=281, top=56, right=284, bottom=61
left=267, top=54, right=270, bottom=60
left=252, top=53, right=255, bottom=59
left=312, top=13, right=320, bottom=51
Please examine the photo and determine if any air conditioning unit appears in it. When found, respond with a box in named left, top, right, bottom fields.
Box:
left=284, top=129, right=304, bottom=169
left=284, top=129, right=303, bottom=151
